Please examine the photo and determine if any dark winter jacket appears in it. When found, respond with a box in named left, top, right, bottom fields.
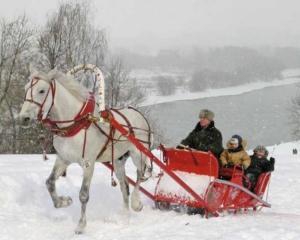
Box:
left=180, top=121, right=223, bottom=158
left=246, top=155, right=275, bottom=176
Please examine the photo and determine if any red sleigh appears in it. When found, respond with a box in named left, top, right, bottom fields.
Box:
left=153, top=147, right=271, bottom=215
left=101, top=114, right=272, bottom=216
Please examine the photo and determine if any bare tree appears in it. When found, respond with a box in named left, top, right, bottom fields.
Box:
left=0, top=16, right=33, bottom=153
left=105, top=56, right=145, bottom=108
left=188, top=70, right=212, bottom=92
left=0, top=16, right=32, bottom=106
left=37, top=11, right=64, bottom=69
left=15, top=1, right=108, bottom=154
left=37, top=1, right=107, bottom=71
left=155, top=75, right=176, bottom=96
left=104, top=56, right=167, bottom=146
left=290, top=89, right=300, bottom=138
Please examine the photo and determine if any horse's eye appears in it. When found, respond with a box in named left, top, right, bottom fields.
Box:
left=39, top=89, right=45, bottom=94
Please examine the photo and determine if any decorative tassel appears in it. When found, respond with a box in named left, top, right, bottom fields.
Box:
left=43, top=150, right=49, bottom=161
left=82, top=159, right=90, bottom=168
left=111, top=177, right=117, bottom=187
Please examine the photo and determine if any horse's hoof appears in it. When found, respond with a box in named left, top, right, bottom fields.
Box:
left=75, top=221, right=86, bottom=234
left=131, top=201, right=143, bottom=212
left=140, top=168, right=152, bottom=182
left=75, top=228, right=84, bottom=235
left=140, top=176, right=150, bottom=182
left=54, top=196, right=73, bottom=208
left=123, top=203, right=130, bottom=211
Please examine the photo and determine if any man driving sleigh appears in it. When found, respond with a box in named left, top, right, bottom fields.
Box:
left=177, top=109, right=223, bottom=158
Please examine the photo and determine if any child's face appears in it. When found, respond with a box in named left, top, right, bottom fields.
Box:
left=229, top=142, right=238, bottom=149
left=256, top=150, right=266, bottom=158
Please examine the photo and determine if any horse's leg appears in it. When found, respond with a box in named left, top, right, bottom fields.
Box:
left=131, top=169, right=144, bottom=212
left=113, top=153, right=130, bottom=210
left=75, top=160, right=95, bottom=234
left=129, top=150, right=146, bottom=212
left=46, top=157, right=72, bottom=208
left=142, top=155, right=153, bottom=181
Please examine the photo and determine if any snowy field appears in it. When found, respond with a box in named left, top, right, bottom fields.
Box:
left=1, top=142, right=300, bottom=240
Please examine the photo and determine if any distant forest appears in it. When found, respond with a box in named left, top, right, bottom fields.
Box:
left=121, top=47, right=300, bottom=91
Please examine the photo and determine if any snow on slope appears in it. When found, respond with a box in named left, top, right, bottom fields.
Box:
left=142, top=77, right=300, bottom=106
left=1, top=142, right=300, bottom=240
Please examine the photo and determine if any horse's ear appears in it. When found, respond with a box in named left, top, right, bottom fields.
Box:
left=48, top=68, right=60, bottom=81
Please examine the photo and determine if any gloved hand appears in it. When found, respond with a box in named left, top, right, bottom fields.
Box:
left=270, top=157, right=275, bottom=165
left=176, top=144, right=188, bottom=150
left=224, top=163, right=234, bottom=168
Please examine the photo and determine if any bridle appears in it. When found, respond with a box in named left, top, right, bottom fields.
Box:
left=24, top=76, right=56, bottom=121
left=23, top=76, right=96, bottom=137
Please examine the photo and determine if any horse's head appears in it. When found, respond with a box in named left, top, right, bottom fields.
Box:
left=18, top=69, right=58, bottom=127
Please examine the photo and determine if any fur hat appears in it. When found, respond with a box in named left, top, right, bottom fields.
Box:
left=253, top=145, right=269, bottom=157
left=199, top=109, right=214, bottom=121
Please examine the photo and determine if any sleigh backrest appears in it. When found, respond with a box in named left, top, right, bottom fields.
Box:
left=254, top=172, right=271, bottom=197
left=161, top=148, right=219, bottom=178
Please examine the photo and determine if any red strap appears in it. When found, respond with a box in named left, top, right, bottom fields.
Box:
left=43, top=94, right=96, bottom=137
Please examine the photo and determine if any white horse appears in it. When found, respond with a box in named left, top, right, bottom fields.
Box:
left=18, top=69, right=152, bottom=234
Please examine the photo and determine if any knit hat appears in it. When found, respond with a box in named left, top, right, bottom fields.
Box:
left=253, top=145, right=269, bottom=157
left=231, top=134, right=242, bottom=146
left=199, top=109, right=214, bottom=121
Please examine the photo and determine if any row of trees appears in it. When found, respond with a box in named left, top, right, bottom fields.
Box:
left=0, top=1, right=157, bottom=154
left=155, top=64, right=283, bottom=97
left=151, top=47, right=285, bottom=96
left=122, top=46, right=298, bottom=72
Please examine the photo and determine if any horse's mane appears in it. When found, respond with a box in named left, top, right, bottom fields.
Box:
left=31, top=69, right=89, bottom=102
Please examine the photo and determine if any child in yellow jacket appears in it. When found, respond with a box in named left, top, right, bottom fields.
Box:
left=220, top=135, right=251, bottom=169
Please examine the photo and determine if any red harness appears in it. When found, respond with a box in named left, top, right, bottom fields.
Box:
left=41, top=94, right=96, bottom=137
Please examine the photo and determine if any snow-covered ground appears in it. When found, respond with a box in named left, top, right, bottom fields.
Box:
left=142, top=77, right=300, bottom=106
left=1, top=142, right=300, bottom=239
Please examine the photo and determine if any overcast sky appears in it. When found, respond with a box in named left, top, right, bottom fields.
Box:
left=1, top=0, right=300, bottom=53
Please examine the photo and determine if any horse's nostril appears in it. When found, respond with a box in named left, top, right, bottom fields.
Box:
left=24, top=117, right=30, bottom=123
left=19, top=115, right=31, bottom=128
